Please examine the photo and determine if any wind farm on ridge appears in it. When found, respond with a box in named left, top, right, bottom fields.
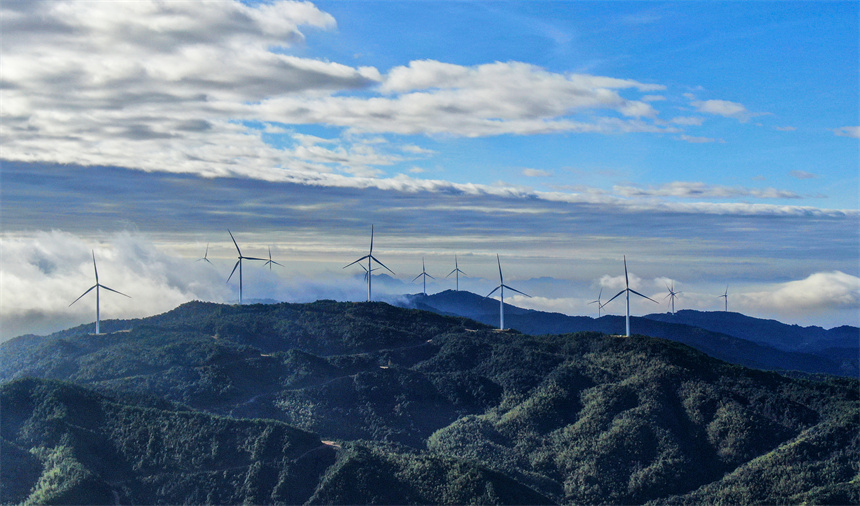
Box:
left=69, top=225, right=737, bottom=336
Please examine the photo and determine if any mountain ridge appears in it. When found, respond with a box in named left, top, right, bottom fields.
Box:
left=398, top=290, right=858, bottom=377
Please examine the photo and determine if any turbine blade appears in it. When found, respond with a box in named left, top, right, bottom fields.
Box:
left=604, top=289, right=627, bottom=305
left=369, top=225, right=374, bottom=255
left=370, top=255, right=395, bottom=275
left=485, top=286, right=500, bottom=298
left=227, top=260, right=240, bottom=283
left=100, top=284, right=131, bottom=298
left=446, top=268, right=456, bottom=278
left=412, top=273, right=423, bottom=282
left=343, top=255, right=371, bottom=269
left=623, top=255, right=628, bottom=288
left=228, top=230, right=241, bottom=256
left=203, top=258, right=213, bottom=264
left=92, top=250, right=99, bottom=283
left=629, top=289, right=659, bottom=303
left=502, top=284, right=531, bottom=298
left=243, top=256, right=267, bottom=261
left=426, top=273, right=436, bottom=280
left=271, top=260, right=284, bottom=267
left=598, top=287, right=603, bottom=298
left=497, top=254, right=503, bottom=283
left=69, top=285, right=97, bottom=306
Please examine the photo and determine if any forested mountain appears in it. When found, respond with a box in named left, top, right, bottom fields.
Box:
left=401, top=290, right=858, bottom=377
left=1, top=300, right=858, bottom=504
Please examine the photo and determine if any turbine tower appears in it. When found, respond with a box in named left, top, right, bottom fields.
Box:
left=344, top=225, right=395, bottom=302
left=589, top=288, right=604, bottom=318
left=485, top=254, right=530, bottom=330
left=197, top=243, right=213, bottom=264
left=226, top=230, right=266, bottom=305
left=263, top=247, right=284, bottom=270
left=446, top=254, right=467, bottom=291
left=69, top=251, right=130, bottom=335
left=719, top=286, right=728, bottom=312
left=603, top=256, right=659, bottom=337
left=665, top=282, right=681, bottom=315
left=412, top=257, right=435, bottom=295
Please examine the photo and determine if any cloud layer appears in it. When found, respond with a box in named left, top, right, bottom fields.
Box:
left=3, top=231, right=855, bottom=341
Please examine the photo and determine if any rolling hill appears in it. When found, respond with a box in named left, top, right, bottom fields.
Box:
left=1, top=300, right=858, bottom=504
left=400, top=290, right=858, bottom=377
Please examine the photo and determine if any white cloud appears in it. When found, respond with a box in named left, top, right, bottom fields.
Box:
left=613, top=182, right=801, bottom=200
left=0, top=231, right=230, bottom=339
left=741, top=271, right=860, bottom=313
left=522, top=168, right=553, bottom=177
left=832, top=126, right=860, bottom=138
left=641, top=95, right=666, bottom=102
left=691, top=99, right=756, bottom=122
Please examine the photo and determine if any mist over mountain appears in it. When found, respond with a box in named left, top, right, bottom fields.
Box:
left=398, top=290, right=858, bottom=378
left=1, top=299, right=858, bottom=504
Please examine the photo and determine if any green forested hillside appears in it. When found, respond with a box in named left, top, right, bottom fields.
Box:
left=1, top=301, right=858, bottom=504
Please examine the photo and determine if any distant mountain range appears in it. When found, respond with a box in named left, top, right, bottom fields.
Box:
left=398, top=290, right=858, bottom=378
left=2, top=300, right=858, bottom=504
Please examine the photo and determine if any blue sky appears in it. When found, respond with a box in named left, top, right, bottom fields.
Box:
left=0, top=0, right=858, bottom=338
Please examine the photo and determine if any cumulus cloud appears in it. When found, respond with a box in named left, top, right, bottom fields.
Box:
left=832, top=126, right=860, bottom=138
left=0, top=0, right=683, bottom=184
left=612, top=182, right=802, bottom=200
left=741, top=271, right=860, bottom=314
left=691, top=99, right=757, bottom=122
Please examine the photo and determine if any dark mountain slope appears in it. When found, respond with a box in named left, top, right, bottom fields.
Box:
left=0, top=378, right=550, bottom=505
left=0, top=378, right=332, bottom=505
left=401, top=290, right=856, bottom=377
left=644, top=309, right=858, bottom=353
left=2, top=300, right=858, bottom=504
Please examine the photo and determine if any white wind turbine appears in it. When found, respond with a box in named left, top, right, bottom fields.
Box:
left=603, top=256, right=659, bottom=337
left=665, top=282, right=681, bottom=315
left=226, top=230, right=266, bottom=305
left=69, top=251, right=130, bottom=335
left=412, top=257, right=435, bottom=295
left=263, top=247, right=284, bottom=270
left=485, top=254, right=530, bottom=330
left=446, top=254, right=467, bottom=291
left=344, top=225, right=395, bottom=302
left=719, top=286, right=728, bottom=312
left=589, top=288, right=604, bottom=318
left=197, top=243, right=213, bottom=264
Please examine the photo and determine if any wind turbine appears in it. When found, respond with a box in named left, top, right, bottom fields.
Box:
left=603, top=256, right=659, bottom=337
left=485, top=254, right=530, bottom=330
left=263, top=247, right=284, bottom=270
left=446, top=254, right=467, bottom=291
left=226, top=230, right=266, bottom=305
left=69, top=251, right=130, bottom=335
left=197, top=243, right=213, bottom=264
left=589, top=288, right=604, bottom=318
left=344, top=225, right=395, bottom=302
left=665, top=282, right=681, bottom=315
left=412, top=257, right=435, bottom=295
left=719, top=286, right=728, bottom=312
